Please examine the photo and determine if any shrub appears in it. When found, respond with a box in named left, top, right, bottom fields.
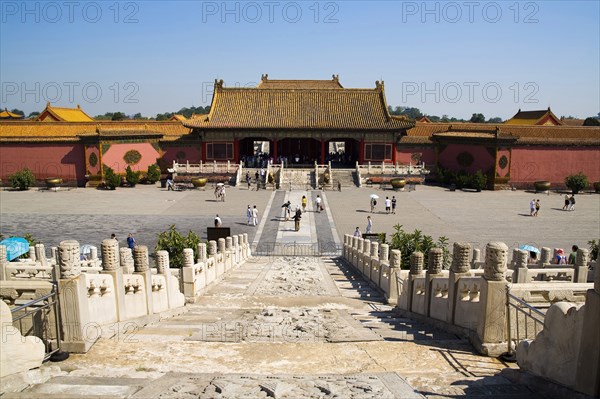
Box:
left=155, top=225, right=201, bottom=268
left=125, top=166, right=140, bottom=187
left=589, top=239, right=599, bottom=262
left=9, top=168, right=35, bottom=190
left=471, top=170, right=488, bottom=191
left=146, top=164, right=161, bottom=184
left=565, top=172, right=588, bottom=194
left=388, top=224, right=450, bottom=270
left=103, top=166, right=121, bottom=189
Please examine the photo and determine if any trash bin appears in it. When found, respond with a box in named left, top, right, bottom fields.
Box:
left=449, top=184, right=456, bottom=192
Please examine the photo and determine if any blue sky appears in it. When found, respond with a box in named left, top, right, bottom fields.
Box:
left=1, top=0, right=598, bottom=119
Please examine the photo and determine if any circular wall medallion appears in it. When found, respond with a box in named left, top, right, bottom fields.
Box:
left=124, top=150, right=142, bottom=165
left=498, top=155, right=508, bottom=169
left=456, top=151, right=474, bottom=168
left=89, top=152, right=98, bottom=167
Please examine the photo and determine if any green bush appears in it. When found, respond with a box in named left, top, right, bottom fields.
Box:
left=146, top=164, right=161, bottom=184
left=471, top=170, right=488, bottom=191
left=388, top=224, right=450, bottom=270
left=103, top=166, right=121, bottom=189
left=9, top=168, right=35, bottom=190
left=125, top=166, right=140, bottom=187
left=589, top=239, right=599, bottom=262
left=155, top=225, right=201, bottom=268
left=565, top=172, right=588, bottom=194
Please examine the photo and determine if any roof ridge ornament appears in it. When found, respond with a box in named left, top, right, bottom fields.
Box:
left=375, top=80, right=384, bottom=91
left=214, top=79, right=224, bottom=90
left=332, top=74, right=339, bottom=82
left=261, top=74, right=268, bottom=82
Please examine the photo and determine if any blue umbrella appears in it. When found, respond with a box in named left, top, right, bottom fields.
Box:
left=519, top=244, right=540, bottom=254
left=0, top=237, right=30, bottom=261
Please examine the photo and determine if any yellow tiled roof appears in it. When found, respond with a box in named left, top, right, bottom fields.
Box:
left=0, top=121, right=189, bottom=142
left=504, top=108, right=562, bottom=125
left=257, top=74, right=343, bottom=89
left=0, top=108, right=24, bottom=119
left=183, top=80, right=413, bottom=130
left=170, top=114, right=187, bottom=121
left=37, top=104, right=94, bottom=122
left=406, top=122, right=600, bottom=144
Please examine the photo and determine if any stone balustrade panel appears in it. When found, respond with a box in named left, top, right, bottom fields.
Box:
left=84, top=274, right=118, bottom=325
left=121, top=274, right=148, bottom=320
left=411, top=277, right=427, bottom=315
left=454, top=276, right=483, bottom=330
left=429, top=277, right=450, bottom=322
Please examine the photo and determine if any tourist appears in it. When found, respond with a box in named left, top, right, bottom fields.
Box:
left=385, top=197, right=391, bottom=214
left=293, top=208, right=302, bottom=231
left=529, top=199, right=535, bottom=216
left=214, top=214, right=222, bottom=228
left=555, top=248, right=567, bottom=265
left=534, top=199, right=540, bottom=216
left=252, top=205, right=259, bottom=226
left=354, top=227, right=361, bottom=237
left=391, top=196, right=397, bottom=214
left=568, top=245, right=578, bottom=264
left=370, top=197, right=377, bottom=213
left=315, top=195, right=322, bottom=213
left=111, top=233, right=117, bottom=242
left=301, top=195, right=307, bottom=213
left=246, top=205, right=252, bottom=225
left=166, top=172, right=174, bottom=191
left=568, top=194, right=576, bottom=211
left=127, top=233, right=136, bottom=250
left=255, top=170, right=259, bottom=190
left=563, top=194, right=570, bottom=211
left=366, top=215, right=373, bottom=234
left=246, top=171, right=251, bottom=189
left=528, top=251, right=538, bottom=264
left=281, top=201, right=292, bottom=221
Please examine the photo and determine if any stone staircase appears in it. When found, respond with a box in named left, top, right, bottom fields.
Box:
left=280, top=168, right=313, bottom=190
left=331, top=169, right=357, bottom=188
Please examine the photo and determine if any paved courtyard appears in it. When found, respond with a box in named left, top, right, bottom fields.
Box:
left=1, top=184, right=598, bottom=254
left=0, top=184, right=598, bottom=398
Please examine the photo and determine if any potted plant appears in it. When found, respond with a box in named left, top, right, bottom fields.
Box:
left=534, top=180, right=551, bottom=192
left=390, top=178, right=406, bottom=190
left=191, top=177, right=207, bottom=188
left=565, top=172, right=588, bottom=194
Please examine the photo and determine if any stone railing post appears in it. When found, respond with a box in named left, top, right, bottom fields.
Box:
left=28, top=247, right=36, bottom=262
left=243, top=233, right=250, bottom=257
left=181, top=248, right=196, bottom=302
left=515, top=249, right=529, bottom=283
left=197, top=243, right=207, bottom=264
left=34, top=244, right=48, bottom=267
left=425, top=247, right=444, bottom=317
left=133, top=246, right=153, bottom=315
left=575, top=260, right=600, bottom=396
left=475, top=242, right=508, bottom=356
left=380, top=243, right=389, bottom=263
left=101, top=239, right=125, bottom=320
left=0, top=245, right=7, bottom=280
left=232, top=235, right=240, bottom=264
left=540, top=247, right=552, bottom=266
left=472, top=248, right=481, bottom=268
left=89, top=246, right=98, bottom=260
left=387, top=249, right=401, bottom=305
left=208, top=240, right=217, bottom=256
left=448, top=242, right=471, bottom=324
left=510, top=248, right=520, bottom=269
left=575, top=248, right=589, bottom=283
left=357, top=238, right=367, bottom=274
left=369, top=241, right=379, bottom=284
left=57, top=240, right=95, bottom=352
left=217, top=238, right=226, bottom=275
left=408, top=251, right=425, bottom=311
left=120, top=248, right=134, bottom=274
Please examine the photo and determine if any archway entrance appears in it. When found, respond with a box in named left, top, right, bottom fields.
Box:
left=276, top=138, right=321, bottom=167
left=239, top=137, right=272, bottom=168
left=326, top=139, right=359, bottom=167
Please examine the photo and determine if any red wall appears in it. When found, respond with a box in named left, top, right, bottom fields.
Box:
left=396, top=147, right=437, bottom=166
left=511, top=146, right=600, bottom=185
left=438, top=144, right=494, bottom=174
left=102, top=143, right=160, bottom=174
left=0, top=144, right=85, bottom=185
left=161, top=145, right=202, bottom=165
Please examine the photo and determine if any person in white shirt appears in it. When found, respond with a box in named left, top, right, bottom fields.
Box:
left=366, top=216, right=373, bottom=233
left=354, top=227, right=361, bottom=237
left=214, top=214, right=222, bottom=228
left=315, top=195, right=322, bottom=213
left=252, top=205, right=259, bottom=226
left=385, top=197, right=391, bottom=214
left=246, top=205, right=252, bottom=225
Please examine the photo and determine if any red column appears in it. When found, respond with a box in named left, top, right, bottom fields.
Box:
left=320, top=139, right=325, bottom=165
left=392, top=141, right=397, bottom=164
left=233, top=138, right=239, bottom=163
left=358, top=139, right=365, bottom=164
left=272, top=139, right=278, bottom=161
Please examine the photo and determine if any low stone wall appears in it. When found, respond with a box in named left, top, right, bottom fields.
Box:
left=342, top=235, right=595, bottom=359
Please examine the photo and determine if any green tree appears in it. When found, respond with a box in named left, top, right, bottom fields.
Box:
left=470, top=113, right=485, bottom=123
left=565, top=172, right=589, bottom=194
left=10, top=108, right=24, bottom=116
left=388, top=224, right=450, bottom=270
left=8, top=168, right=35, bottom=190
left=155, top=225, right=201, bottom=268
left=28, top=111, right=40, bottom=118
left=111, top=112, right=126, bottom=121
left=583, top=117, right=600, bottom=126
left=103, top=166, right=121, bottom=189
left=125, top=166, right=140, bottom=187
left=146, top=164, right=161, bottom=184
left=487, top=117, right=503, bottom=123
